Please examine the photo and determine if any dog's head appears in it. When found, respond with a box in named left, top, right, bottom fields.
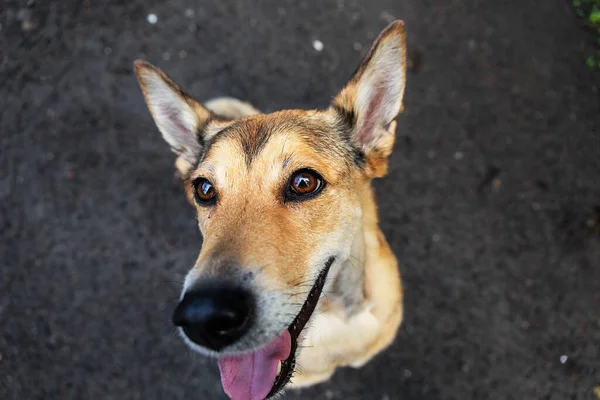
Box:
left=135, top=21, right=406, bottom=400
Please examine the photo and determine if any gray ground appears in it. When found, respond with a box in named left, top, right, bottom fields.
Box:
left=1, top=0, right=599, bottom=399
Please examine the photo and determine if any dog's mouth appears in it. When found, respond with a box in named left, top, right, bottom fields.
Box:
left=217, top=257, right=335, bottom=400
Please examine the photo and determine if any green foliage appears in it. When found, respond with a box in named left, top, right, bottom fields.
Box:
left=590, top=9, right=600, bottom=25
left=573, top=0, right=600, bottom=68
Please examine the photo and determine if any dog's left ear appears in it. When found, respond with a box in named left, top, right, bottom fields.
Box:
left=331, top=21, right=406, bottom=178
left=134, top=60, right=213, bottom=176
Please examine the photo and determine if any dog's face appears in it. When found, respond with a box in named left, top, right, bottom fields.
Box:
left=135, top=21, right=406, bottom=400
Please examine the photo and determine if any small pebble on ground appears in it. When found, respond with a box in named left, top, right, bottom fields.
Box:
left=313, top=39, right=324, bottom=52
left=559, top=355, right=568, bottom=364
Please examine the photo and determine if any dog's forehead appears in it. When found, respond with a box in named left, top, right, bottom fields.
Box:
left=197, top=110, right=358, bottom=180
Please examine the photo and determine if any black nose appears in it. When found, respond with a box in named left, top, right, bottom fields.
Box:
left=172, top=285, right=254, bottom=351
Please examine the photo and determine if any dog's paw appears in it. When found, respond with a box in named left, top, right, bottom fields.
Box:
left=349, top=357, right=371, bottom=368
left=289, top=369, right=335, bottom=389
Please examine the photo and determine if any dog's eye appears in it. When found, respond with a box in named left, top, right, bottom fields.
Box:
left=194, top=178, right=216, bottom=204
left=287, top=169, right=324, bottom=200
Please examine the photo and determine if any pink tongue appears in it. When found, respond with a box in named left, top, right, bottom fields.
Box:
left=218, top=330, right=291, bottom=400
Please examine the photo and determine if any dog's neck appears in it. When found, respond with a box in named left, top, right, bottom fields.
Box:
left=328, top=228, right=366, bottom=316
left=327, top=183, right=381, bottom=316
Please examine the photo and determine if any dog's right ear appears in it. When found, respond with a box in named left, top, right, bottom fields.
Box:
left=134, top=60, right=212, bottom=175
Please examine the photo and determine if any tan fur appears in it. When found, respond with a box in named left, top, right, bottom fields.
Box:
left=134, top=20, right=406, bottom=395
left=292, top=183, right=402, bottom=387
left=204, top=97, right=261, bottom=119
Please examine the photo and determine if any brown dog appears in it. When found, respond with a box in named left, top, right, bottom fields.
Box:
left=134, top=20, right=406, bottom=400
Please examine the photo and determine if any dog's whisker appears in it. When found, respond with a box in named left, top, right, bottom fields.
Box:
left=161, top=279, right=185, bottom=287
left=291, top=280, right=314, bottom=286
left=279, top=302, right=306, bottom=308
left=288, top=289, right=314, bottom=296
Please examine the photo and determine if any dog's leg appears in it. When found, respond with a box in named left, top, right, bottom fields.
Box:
left=204, top=97, right=260, bottom=119
left=349, top=229, right=404, bottom=368
left=348, top=305, right=403, bottom=368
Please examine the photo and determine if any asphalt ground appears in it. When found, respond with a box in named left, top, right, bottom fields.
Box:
left=1, top=0, right=599, bottom=399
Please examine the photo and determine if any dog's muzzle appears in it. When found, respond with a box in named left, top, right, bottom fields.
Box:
left=172, top=257, right=335, bottom=400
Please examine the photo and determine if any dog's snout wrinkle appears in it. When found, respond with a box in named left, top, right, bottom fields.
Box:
left=173, top=285, right=255, bottom=351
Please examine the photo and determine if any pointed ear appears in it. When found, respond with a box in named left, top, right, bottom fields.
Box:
left=134, top=60, right=212, bottom=175
left=331, top=21, right=406, bottom=177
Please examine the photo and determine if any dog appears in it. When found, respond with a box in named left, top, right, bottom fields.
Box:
left=134, top=20, right=406, bottom=400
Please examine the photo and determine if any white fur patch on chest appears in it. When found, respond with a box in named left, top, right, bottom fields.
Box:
left=296, top=304, right=382, bottom=370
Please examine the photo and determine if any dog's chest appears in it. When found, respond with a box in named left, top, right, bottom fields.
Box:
left=297, top=303, right=382, bottom=370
